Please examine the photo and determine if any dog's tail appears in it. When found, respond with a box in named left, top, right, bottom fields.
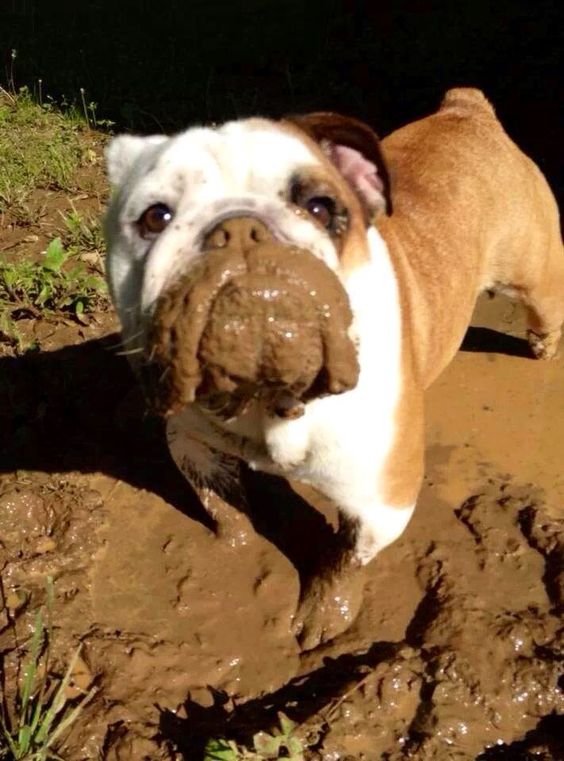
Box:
left=440, top=87, right=496, bottom=116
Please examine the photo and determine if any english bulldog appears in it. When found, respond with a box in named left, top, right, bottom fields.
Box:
left=104, top=88, right=564, bottom=649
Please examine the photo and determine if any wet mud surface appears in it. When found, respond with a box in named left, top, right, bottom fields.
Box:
left=0, top=293, right=563, bottom=759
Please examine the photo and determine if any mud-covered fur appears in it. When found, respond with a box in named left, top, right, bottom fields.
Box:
left=104, top=88, right=564, bottom=649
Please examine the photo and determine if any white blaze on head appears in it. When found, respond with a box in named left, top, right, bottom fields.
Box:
left=105, top=122, right=335, bottom=332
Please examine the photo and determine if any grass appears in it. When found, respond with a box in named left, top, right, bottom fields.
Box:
left=0, top=73, right=106, bottom=754
left=0, top=579, right=97, bottom=760
left=0, top=85, right=110, bottom=352
left=204, top=714, right=304, bottom=761
left=0, top=232, right=108, bottom=350
left=0, top=88, right=84, bottom=218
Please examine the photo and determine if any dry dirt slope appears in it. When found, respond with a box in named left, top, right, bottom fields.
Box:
left=0, top=95, right=563, bottom=760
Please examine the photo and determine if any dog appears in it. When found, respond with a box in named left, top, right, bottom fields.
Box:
left=104, top=88, right=564, bottom=649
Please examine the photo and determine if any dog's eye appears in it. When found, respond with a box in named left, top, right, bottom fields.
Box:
left=137, top=203, right=173, bottom=238
left=304, top=196, right=335, bottom=228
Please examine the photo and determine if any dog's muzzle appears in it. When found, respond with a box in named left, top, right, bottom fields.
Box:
left=143, top=216, right=360, bottom=417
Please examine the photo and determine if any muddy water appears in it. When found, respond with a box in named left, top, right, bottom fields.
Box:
left=0, top=292, right=562, bottom=760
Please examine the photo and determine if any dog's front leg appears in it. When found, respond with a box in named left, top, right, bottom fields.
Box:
left=166, top=409, right=253, bottom=545
left=293, top=499, right=415, bottom=651
left=292, top=509, right=366, bottom=651
left=290, top=386, right=423, bottom=650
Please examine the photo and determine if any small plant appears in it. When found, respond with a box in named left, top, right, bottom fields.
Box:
left=60, top=208, right=104, bottom=258
left=0, top=236, right=107, bottom=322
left=0, top=310, right=30, bottom=352
left=203, top=714, right=304, bottom=761
left=0, top=580, right=97, bottom=759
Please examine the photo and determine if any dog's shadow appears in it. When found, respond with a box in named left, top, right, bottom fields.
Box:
left=0, top=324, right=530, bottom=566
left=459, top=325, right=531, bottom=357
left=0, top=323, right=530, bottom=532
left=0, top=333, right=213, bottom=520
left=0, top=333, right=334, bottom=579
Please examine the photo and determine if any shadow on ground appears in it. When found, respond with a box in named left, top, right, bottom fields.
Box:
left=0, top=322, right=534, bottom=572
left=460, top=326, right=532, bottom=358
left=158, top=640, right=399, bottom=759
left=0, top=336, right=339, bottom=581
left=0, top=335, right=215, bottom=527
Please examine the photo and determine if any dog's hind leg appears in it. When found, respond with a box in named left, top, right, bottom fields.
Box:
left=522, top=244, right=564, bottom=360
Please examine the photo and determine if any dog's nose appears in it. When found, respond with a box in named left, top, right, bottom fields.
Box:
left=202, top=216, right=274, bottom=251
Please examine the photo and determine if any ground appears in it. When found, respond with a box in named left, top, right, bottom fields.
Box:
left=0, top=93, right=562, bottom=760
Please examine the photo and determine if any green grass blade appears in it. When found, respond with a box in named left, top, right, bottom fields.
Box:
left=43, top=685, right=97, bottom=751
left=29, top=685, right=49, bottom=736
left=29, top=580, right=55, bottom=739
left=20, top=610, right=44, bottom=724
left=0, top=714, right=20, bottom=757
left=45, top=576, right=55, bottom=614
left=17, top=722, right=31, bottom=754
left=34, top=645, right=82, bottom=745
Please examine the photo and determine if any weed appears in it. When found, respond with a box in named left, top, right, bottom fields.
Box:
left=0, top=579, right=97, bottom=760
left=7, top=49, right=17, bottom=95
left=203, top=714, right=304, bottom=761
left=0, top=235, right=108, bottom=343
left=79, top=89, right=90, bottom=130
left=0, top=310, right=33, bottom=353
left=58, top=94, right=114, bottom=132
left=0, top=85, right=109, bottom=350
left=60, top=208, right=104, bottom=260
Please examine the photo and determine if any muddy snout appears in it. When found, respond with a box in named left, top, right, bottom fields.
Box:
left=144, top=216, right=360, bottom=416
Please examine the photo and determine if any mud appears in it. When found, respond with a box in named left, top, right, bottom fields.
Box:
left=147, top=221, right=358, bottom=416
left=0, top=292, right=563, bottom=760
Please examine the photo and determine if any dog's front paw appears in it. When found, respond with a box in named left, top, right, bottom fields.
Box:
left=293, top=567, right=366, bottom=651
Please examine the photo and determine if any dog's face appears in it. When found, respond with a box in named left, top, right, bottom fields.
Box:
left=104, top=114, right=390, bottom=414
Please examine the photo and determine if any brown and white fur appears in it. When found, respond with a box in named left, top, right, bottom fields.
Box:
left=104, top=88, right=564, bottom=649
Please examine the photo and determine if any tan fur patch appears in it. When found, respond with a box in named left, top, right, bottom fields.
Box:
left=279, top=120, right=372, bottom=275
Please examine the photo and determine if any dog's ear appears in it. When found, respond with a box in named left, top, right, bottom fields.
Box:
left=285, top=112, right=391, bottom=217
left=105, top=134, right=168, bottom=187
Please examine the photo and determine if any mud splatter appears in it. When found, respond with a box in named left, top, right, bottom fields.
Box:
left=145, top=224, right=358, bottom=416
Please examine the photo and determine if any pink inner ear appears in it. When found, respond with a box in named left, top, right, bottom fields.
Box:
left=327, top=143, right=384, bottom=211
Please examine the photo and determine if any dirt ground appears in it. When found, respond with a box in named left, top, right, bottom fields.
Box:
left=1, top=141, right=563, bottom=760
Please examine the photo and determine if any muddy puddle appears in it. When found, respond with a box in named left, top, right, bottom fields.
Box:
left=0, top=292, right=562, bottom=760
